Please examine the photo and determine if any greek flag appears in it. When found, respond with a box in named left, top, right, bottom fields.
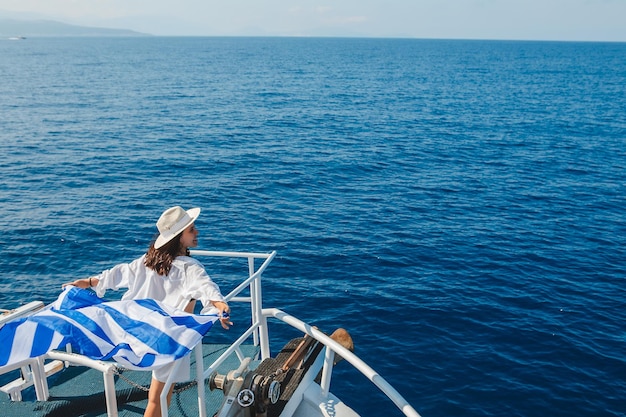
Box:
left=0, top=286, right=218, bottom=370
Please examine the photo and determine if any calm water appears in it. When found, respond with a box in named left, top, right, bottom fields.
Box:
left=1, top=37, right=625, bottom=417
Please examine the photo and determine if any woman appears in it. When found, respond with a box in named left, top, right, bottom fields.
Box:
left=64, top=206, right=232, bottom=417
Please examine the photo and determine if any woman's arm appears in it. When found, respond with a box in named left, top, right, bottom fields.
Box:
left=182, top=260, right=232, bottom=328
left=61, top=256, right=142, bottom=294
left=62, top=277, right=99, bottom=289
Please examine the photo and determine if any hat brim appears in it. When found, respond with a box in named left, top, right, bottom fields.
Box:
left=154, top=207, right=201, bottom=249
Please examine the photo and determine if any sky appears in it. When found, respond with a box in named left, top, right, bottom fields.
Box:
left=1, top=0, right=625, bottom=42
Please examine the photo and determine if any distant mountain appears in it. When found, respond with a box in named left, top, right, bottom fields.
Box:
left=0, top=18, right=149, bottom=37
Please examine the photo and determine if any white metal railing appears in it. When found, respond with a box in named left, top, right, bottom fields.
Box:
left=262, top=308, right=422, bottom=417
left=0, top=301, right=45, bottom=328
left=160, top=250, right=276, bottom=417
left=46, top=351, right=119, bottom=415
left=190, top=249, right=276, bottom=359
left=0, top=301, right=49, bottom=402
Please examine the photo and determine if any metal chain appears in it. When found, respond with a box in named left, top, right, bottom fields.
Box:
left=111, top=346, right=229, bottom=394
left=113, top=366, right=201, bottom=394
left=174, top=380, right=198, bottom=393
left=112, top=366, right=150, bottom=392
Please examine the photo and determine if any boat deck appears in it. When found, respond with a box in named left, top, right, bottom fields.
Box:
left=0, top=342, right=260, bottom=417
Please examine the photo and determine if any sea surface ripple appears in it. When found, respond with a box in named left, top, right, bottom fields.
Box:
left=1, top=37, right=625, bottom=417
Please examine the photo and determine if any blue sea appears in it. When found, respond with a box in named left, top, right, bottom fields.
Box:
left=1, top=37, right=625, bottom=417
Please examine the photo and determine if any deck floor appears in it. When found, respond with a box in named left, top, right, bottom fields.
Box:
left=1, top=343, right=260, bottom=417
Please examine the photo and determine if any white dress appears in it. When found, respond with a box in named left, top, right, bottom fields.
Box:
left=94, top=255, right=225, bottom=314
left=93, top=254, right=226, bottom=381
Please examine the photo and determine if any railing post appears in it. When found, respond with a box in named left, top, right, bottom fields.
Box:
left=248, top=256, right=259, bottom=347
left=102, top=369, right=118, bottom=417
left=249, top=256, right=271, bottom=359
left=195, top=344, right=207, bottom=417
left=32, top=357, right=49, bottom=401
left=258, top=313, right=271, bottom=360
left=319, top=347, right=335, bottom=397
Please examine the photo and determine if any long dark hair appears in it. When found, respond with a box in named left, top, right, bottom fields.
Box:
left=144, top=233, right=190, bottom=276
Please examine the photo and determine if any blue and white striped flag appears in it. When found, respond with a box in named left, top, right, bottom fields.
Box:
left=0, top=286, right=218, bottom=370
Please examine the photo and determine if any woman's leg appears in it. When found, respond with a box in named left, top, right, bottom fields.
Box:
left=143, top=377, right=174, bottom=417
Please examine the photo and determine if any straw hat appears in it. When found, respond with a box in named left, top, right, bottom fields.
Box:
left=154, top=206, right=201, bottom=249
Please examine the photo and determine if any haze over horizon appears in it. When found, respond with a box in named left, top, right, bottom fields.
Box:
left=1, top=0, right=625, bottom=42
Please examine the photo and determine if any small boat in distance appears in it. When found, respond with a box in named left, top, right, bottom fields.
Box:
left=0, top=250, right=421, bottom=417
left=8, top=36, right=26, bottom=40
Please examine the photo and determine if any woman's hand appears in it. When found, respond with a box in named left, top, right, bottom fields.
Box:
left=62, top=277, right=97, bottom=289
left=212, top=301, right=232, bottom=329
